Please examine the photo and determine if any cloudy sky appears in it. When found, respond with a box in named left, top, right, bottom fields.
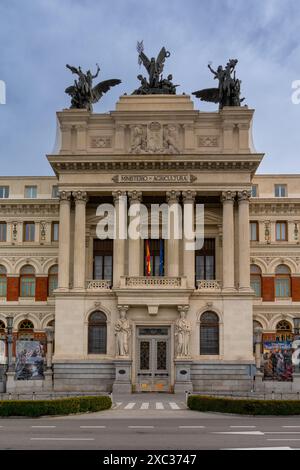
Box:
left=0, top=0, right=300, bottom=175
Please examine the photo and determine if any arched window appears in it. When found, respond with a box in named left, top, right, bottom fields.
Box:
left=0, top=265, right=7, bottom=297
left=200, top=311, right=219, bottom=355
left=250, top=264, right=262, bottom=297
left=275, top=264, right=291, bottom=298
left=88, top=311, right=107, bottom=354
left=20, top=265, right=35, bottom=297
left=18, top=319, right=34, bottom=340
left=275, top=319, right=293, bottom=342
left=48, top=265, right=58, bottom=296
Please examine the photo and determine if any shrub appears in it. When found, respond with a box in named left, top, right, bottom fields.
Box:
left=0, top=395, right=111, bottom=417
left=187, top=395, right=300, bottom=415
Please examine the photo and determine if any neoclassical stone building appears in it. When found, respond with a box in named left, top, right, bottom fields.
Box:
left=0, top=95, right=299, bottom=393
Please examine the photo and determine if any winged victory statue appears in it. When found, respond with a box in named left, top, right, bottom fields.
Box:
left=65, top=63, right=121, bottom=112
left=132, top=42, right=178, bottom=95
left=192, top=59, right=245, bottom=109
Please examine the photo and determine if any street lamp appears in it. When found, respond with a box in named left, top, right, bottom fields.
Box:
left=293, top=318, right=300, bottom=338
left=6, top=315, right=14, bottom=372
left=253, top=326, right=263, bottom=370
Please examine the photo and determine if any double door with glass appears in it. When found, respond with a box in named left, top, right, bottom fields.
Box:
left=136, top=327, right=170, bottom=392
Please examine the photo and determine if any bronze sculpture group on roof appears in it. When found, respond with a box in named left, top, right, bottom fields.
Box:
left=65, top=42, right=245, bottom=111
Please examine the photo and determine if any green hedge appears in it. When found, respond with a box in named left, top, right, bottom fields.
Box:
left=187, top=395, right=300, bottom=415
left=0, top=395, right=112, bottom=417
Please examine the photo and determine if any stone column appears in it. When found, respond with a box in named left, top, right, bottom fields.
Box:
left=238, top=190, right=251, bottom=291
left=182, top=191, right=196, bottom=288
left=113, top=191, right=127, bottom=287
left=166, top=191, right=181, bottom=277
left=44, top=326, right=54, bottom=391
left=72, top=191, right=88, bottom=290
left=128, top=191, right=142, bottom=277
left=221, top=191, right=236, bottom=291
left=58, top=191, right=71, bottom=290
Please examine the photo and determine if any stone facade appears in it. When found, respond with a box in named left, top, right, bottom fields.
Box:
left=0, top=95, right=299, bottom=393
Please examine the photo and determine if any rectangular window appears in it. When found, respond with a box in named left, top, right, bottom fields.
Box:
left=275, top=278, right=290, bottom=298
left=23, top=222, right=35, bottom=242
left=276, top=221, right=287, bottom=241
left=144, top=239, right=164, bottom=276
left=275, top=184, right=287, bottom=197
left=195, top=238, right=215, bottom=281
left=51, top=186, right=59, bottom=198
left=0, top=277, right=7, bottom=296
left=0, top=223, right=7, bottom=242
left=24, top=186, right=37, bottom=199
left=251, top=185, right=258, bottom=197
left=52, top=222, right=59, bottom=242
left=250, top=222, right=259, bottom=241
left=0, top=186, right=9, bottom=198
left=93, top=239, right=113, bottom=283
left=21, top=277, right=35, bottom=297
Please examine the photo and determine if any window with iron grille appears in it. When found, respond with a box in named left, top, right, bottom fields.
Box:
left=200, top=311, right=219, bottom=355
left=88, top=311, right=107, bottom=354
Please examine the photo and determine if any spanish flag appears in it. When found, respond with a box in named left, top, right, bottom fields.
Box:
left=145, top=240, right=151, bottom=276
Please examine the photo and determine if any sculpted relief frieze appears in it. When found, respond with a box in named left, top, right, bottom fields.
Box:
left=130, top=122, right=181, bottom=154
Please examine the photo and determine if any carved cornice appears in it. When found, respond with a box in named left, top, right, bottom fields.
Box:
left=250, top=201, right=300, bottom=216
left=49, top=159, right=259, bottom=174
left=0, top=203, right=59, bottom=216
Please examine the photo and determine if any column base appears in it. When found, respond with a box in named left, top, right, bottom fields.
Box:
left=174, top=359, right=193, bottom=394
left=222, top=287, right=236, bottom=293
left=5, top=371, right=15, bottom=393
left=112, top=359, right=132, bottom=394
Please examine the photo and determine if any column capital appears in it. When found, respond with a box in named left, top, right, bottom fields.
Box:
left=177, top=305, right=189, bottom=315
left=166, top=190, right=181, bottom=204
left=221, top=190, right=236, bottom=203
left=58, top=190, right=72, bottom=202
left=72, top=190, right=88, bottom=203
left=182, top=191, right=196, bottom=203
left=128, top=191, right=142, bottom=205
left=237, top=189, right=251, bottom=203
left=112, top=190, right=127, bottom=202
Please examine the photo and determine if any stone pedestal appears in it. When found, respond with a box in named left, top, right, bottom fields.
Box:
left=5, top=371, right=15, bottom=393
left=44, top=370, right=53, bottom=391
left=292, top=373, right=300, bottom=392
left=112, top=359, right=132, bottom=394
left=174, top=359, right=193, bottom=394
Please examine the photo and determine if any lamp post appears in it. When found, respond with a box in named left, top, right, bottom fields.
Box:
left=293, top=318, right=300, bottom=339
left=293, top=318, right=300, bottom=374
left=6, top=316, right=14, bottom=372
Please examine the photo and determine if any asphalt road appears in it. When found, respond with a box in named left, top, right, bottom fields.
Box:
left=2, top=408, right=300, bottom=450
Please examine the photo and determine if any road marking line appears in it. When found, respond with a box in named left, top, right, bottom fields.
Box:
left=31, top=426, right=56, bottom=428
left=282, top=426, right=300, bottom=428
left=179, top=426, right=205, bottom=429
left=156, top=402, right=164, bottom=410
left=128, top=426, right=154, bottom=429
left=80, top=426, right=106, bottom=429
left=169, top=402, right=180, bottom=410
left=265, top=432, right=300, bottom=434
left=267, top=439, right=300, bottom=441
left=124, top=402, right=136, bottom=409
left=230, top=426, right=256, bottom=428
left=30, top=438, right=95, bottom=441
left=213, top=431, right=264, bottom=435
left=140, top=402, right=149, bottom=410
left=222, top=447, right=292, bottom=450
left=114, top=402, right=122, bottom=409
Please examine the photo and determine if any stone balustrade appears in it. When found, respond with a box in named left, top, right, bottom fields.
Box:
left=196, top=280, right=221, bottom=291
left=120, top=276, right=187, bottom=289
left=86, top=280, right=112, bottom=290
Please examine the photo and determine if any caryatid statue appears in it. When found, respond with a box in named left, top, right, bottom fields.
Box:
left=175, top=307, right=192, bottom=357
left=115, top=306, right=131, bottom=357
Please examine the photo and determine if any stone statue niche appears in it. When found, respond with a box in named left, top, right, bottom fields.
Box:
left=132, top=41, right=179, bottom=95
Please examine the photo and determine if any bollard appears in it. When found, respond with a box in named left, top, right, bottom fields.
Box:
left=32, top=392, right=36, bottom=401
left=109, top=391, right=113, bottom=405
left=185, top=390, right=191, bottom=406
left=8, top=393, right=11, bottom=400
left=272, top=390, right=275, bottom=400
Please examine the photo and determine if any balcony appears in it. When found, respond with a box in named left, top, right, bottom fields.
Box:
left=120, top=276, right=187, bottom=289
left=86, top=280, right=111, bottom=290
left=196, top=280, right=221, bottom=291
